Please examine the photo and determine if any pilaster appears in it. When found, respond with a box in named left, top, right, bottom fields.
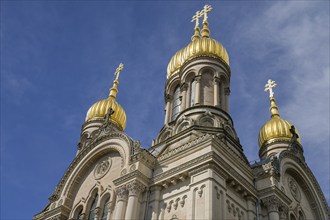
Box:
left=213, top=77, right=220, bottom=107
left=114, top=185, right=129, bottom=220
left=125, top=180, right=146, bottom=220
left=194, top=76, right=201, bottom=105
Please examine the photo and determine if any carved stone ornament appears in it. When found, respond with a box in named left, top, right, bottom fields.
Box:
left=94, top=157, right=112, bottom=180
left=115, top=185, right=129, bottom=201
left=288, top=177, right=301, bottom=202
left=127, top=180, right=146, bottom=196
left=262, top=196, right=280, bottom=212
left=120, top=168, right=127, bottom=176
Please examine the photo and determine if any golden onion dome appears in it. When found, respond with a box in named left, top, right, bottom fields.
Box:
left=85, top=63, right=126, bottom=131
left=258, top=97, right=300, bottom=148
left=85, top=97, right=126, bottom=130
left=166, top=18, right=229, bottom=79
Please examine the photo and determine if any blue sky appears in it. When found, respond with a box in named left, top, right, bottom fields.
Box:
left=1, top=1, right=329, bottom=219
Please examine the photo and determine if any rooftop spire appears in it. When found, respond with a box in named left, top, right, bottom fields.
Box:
left=200, top=4, right=212, bottom=38
left=264, top=79, right=280, bottom=117
left=109, top=63, right=124, bottom=99
left=191, top=10, right=202, bottom=41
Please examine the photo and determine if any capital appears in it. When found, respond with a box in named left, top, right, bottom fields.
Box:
left=262, top=195, right=281, bottom=212
left=115, top=185, right=128, bottom=201
left=127, top=180, right=146, bottom=196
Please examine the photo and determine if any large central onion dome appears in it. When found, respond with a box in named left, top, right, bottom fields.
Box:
left=166, top=15, right=229, bottom=79
left=85, top=64, right=126, bottom=131
left=258, top=97, right=300, bottom=148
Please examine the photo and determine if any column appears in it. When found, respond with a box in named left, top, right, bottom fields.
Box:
left=164, top=94, right=172, bottom=124
left=263, top=196, right=280, bottom=220
left=213, top=77, right=220, bottom=107
left=114, top=185, right=128, bottom=220
left=180, top=83, right=188, bottom=111
left=151, top=185, right=162, bottom=220
left=194, top=76, right=201, bottom=105
left=125, top=180, right=146, bottom=220
left=224, top=87, right=230, bottom=112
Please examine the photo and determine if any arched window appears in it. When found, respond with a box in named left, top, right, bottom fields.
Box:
left=190, top=79, right=195, bottom=107
left=101, top=197, right=110, bottom=220
left=88, top=193, right=99, bottom=220
left=171, top=86, right=181, bottom=121
left=290, top=213, right=297, bottom=220
left=74, top=206, right=83, bottom=220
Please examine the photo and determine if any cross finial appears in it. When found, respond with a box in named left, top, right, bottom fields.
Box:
left=109, top=63, right=124, bottom=98
left=191, top=10, right=203, bottom=29
left=201, top=4, right=213, bottom=23
left=114, top=63, right=124, bottom=81
left=264, top=79, right=277, bottom=98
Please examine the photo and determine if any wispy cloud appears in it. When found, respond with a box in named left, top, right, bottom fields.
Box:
left=232, top=1, right=329, bottom=202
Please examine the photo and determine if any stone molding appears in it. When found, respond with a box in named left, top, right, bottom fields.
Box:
left=279, top=151, right=329, bottom=212
left=33, top=205, right=70, bottom=220
left=177, top=56, right=231, bottom=82
left=158, top=133, right=211, bottom=161
left=154, top=151, right=257, bottom=197
left=113, top=170, right=150, bottom=186
left=180, top=82, right=188, bottom=91
left=49, top=132, right=134, bottom=203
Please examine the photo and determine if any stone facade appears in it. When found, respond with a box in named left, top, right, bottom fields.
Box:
left=34, top=7, right=329, bottom=220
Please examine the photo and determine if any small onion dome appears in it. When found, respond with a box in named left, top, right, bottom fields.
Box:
left=166, top=19, right=229, bottom=79
left=85, top=97, right=126, bottom=130
left=85, top=63, right=126, bottom=131
left=258, top=97, right=300, bottom=148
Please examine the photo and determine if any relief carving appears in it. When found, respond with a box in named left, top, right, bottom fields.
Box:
left=127, top=180, right=146, bottom=196
left=94, top=157, right=112, bottom=180
left=180, top=195, right=187, bottom=208
left=288, top=177, right=301, bottom=202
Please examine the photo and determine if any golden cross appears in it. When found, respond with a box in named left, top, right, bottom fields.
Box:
left=201, top=4, right=213, bottom=23
left=191, top=10, right=203, bottom=29
left=264, top=79, right=277, bottom=98
left=114, top=63, right=124, bottom=81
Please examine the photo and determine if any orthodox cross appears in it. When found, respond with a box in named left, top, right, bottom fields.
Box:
left=201, top=4, right=213, bottom=23
left=114, top=63, right=124, bottom=81
left=104, top=108, right=115, bottom=124
left=191, top=10, right=203, bottom=29
left=264, top=79, right=277, bottom=98
left=290, top=125, right=299, bottom=142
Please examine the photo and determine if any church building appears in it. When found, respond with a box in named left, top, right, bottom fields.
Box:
left=34, top=5, right=329, bottom=220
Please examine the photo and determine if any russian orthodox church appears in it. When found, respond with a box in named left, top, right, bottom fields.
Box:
left=34, top=5, right=329, bottom=220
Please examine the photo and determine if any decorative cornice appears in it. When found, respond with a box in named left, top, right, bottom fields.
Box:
left=154, top=151, right=257, bottom=197
left=113, top=170, right=150, bottom=187
left=158, top=133, right=211, bottom=161
left=33, top=205, right=70, bottom=220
